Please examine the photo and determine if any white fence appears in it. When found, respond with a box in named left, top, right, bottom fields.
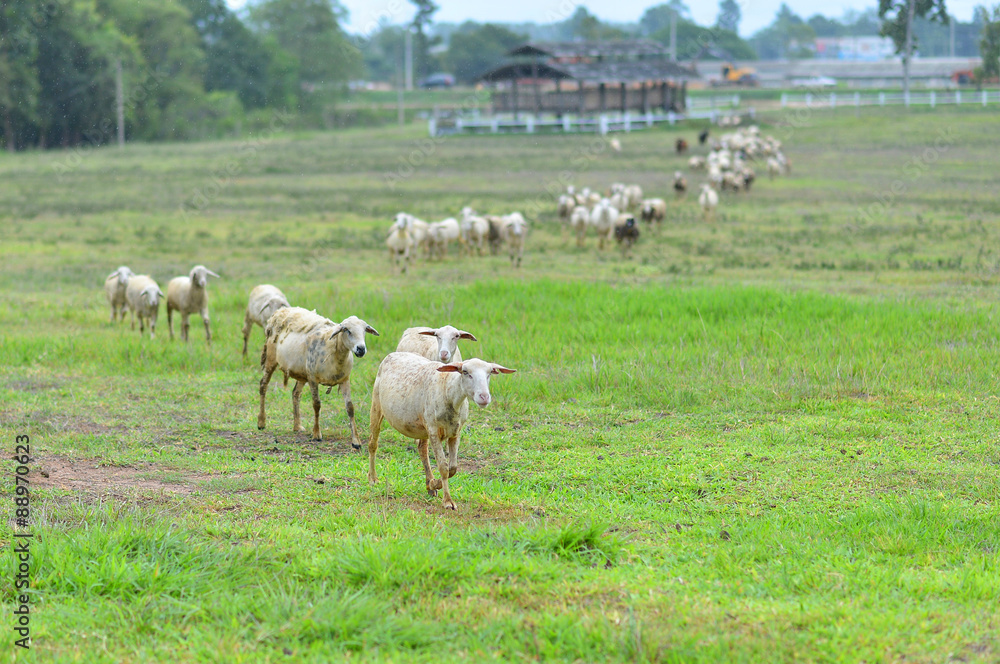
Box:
left=780, top=89, right=1000, bottom=108
left=430, top=107, right=752, bottom=137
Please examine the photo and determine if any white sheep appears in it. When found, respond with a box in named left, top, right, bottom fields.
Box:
left=393, top=212, right=430, bottom=259
left=501, top=212, right=527, bottom=267
left=688, top=156, right=706, bottom=171
left=125, top=275, right=164, bottom=339
left=367, top=352, right=515, bottom=509
left=557, top=194, right=576, bottom=226
left=623, top=184, right=643, bottom=210
left=673, top=172, right=688, bottom=200
left=396, top=325, right=477, bottom=364
left=428, top=218, right=461, bottom=260
left=459, top=208, right=490, bottom=257
left=386, top=223, right=415, bottom=274
left=640, top=198, right=666, bottom=228
left=166, top=265, right=219, bottom=343
left=699, top=184, right=719, bottom=223
left=609, top=137, right=622, bottom=152
left=258, top=307, right=379, bottom=445
left=241, top=284, right=290, bottom=357
left=589, top=199, right=618, bottom=250
left=570, top=205, right=590, bottom=247
left=104, top=266, right=134, bottom=323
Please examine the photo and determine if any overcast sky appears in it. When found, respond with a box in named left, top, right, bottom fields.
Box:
left=226, top=1, right=982, bottom=38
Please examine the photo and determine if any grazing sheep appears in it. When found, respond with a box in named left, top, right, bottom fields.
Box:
left=125, top=275, right=164, bottom=339
left=570, top=205, right=590, bottom=247
left=386, top=224, right=415, bottom=274
left=614, top=214, right=640, bottom=257
left=557, top=194, right=576, bottom=225
left=688, top=156, right=706, bottom=171
left=104, top=266, right=134, bottom=323
left=675, top=138, right=689, bottom=154
left=396, top=325, right=477, bottom=364
left=699, top=184, right=719, bottom=222
left=428, top=218, right=461, bottom=260
left=393, top=212, right=430, bottom=259
left=501, top=212, right=527, bottom=267
left=766, top=157, right=782, bottom=180
left=258, top=307, right=379, bottom=445
left=609, top=137, right=622, bottom=152
left=589, top=199, right=618, bottom=250
left=241, top=284, right=290, bottom=357
left=485, top=216, right=504, bottom=255
left=367, top=352, right=515, bottom=510
left=698, top=128, right=710, bottom=145
left=166, top=265, right=219, bottom=343
left=640, top=198, right=666, bottom=228
left=623, top=184, right=644, bottom=211
left=608, top=182, right=626, bottom=197
left=741, top=167, right=756, bottom=192
left=673, top=172, right=688, bottom=200
left=459, top=208, right=490, bottom=256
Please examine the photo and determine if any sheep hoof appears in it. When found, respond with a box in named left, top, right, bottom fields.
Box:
left=351, top=442, right=362, bottom=451
left=257, top=425, right=265, bottom=431
left=443, top=501, right=457, bottom=510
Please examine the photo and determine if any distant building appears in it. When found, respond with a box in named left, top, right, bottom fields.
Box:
left=814, top=36, right=895, bottom=61
left=478, top=40, right=697, bottom=116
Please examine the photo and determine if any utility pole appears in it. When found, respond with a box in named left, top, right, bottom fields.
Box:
left=404, top=28, right=413, bottom=91
left=669, top=11, right=677, bottom=61
left=903, top=0, right=915, bottom=96
left=398, top=37, right=405, bottom=125
left=949, top=14, right=955, bottom=57
left=115, top=59, right=125, bottom=147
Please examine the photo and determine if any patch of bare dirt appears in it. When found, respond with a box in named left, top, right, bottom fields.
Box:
left=5, top=378, right=62, bottom=393
left=33, top=455, right=213, bottom=496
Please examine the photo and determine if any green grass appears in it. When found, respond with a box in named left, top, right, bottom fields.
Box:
left=1, top=105, right=999, bottom=662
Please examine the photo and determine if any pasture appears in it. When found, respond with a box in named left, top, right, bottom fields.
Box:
left=1, top=106, right=999, bottom=663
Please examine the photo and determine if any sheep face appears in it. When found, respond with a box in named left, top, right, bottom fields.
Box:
left=142, top=286, right=163, bottom=307
left=418, top=325, right=477, bottom=363
left=108, top=266, right=134, bottom=285
left=189, top=265, right=219, bottom=288
left=336, top=315, right=379, bottom=358
left=437, top=358, right=515, bottom=408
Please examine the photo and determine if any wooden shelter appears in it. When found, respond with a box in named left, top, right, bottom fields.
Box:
left=479, top=40, right=697, bottom=117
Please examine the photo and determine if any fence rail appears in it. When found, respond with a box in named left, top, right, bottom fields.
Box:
left=780, top=90, right=1000, bottom=108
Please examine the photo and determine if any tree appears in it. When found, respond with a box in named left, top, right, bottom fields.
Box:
left=651, top=19, right=755, bottom=61
left=564, top=7, right=627, bottom=40
left=749, top=4, right=816, bottom=59
left=807, top=14, right=846, bottom=37
left=408, top=0, right=439, bottom=78
left=0, top=0, right=41, bottom=150
left=444, top=23, right=526, bottom=84
left=878, top=0, right=949, bottom=95
left=640, top=2, right=690, bottom=35
left=975, top=4, right=1000, bottom=83
left=717, top=0, right=741, bottom=33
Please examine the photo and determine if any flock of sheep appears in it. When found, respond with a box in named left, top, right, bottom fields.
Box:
left=104, top=271, right=512, bottom=510
left=559, top=124, right=792, bottom=244
left=386, top=208, right=527, bottom=273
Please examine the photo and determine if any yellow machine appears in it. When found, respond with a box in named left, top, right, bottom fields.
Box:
left=717, top=63, right=759, bottom=87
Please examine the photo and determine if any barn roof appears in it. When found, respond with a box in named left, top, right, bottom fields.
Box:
left=479, top=59, right=697, bottom=84
left=507, top=40, right=670, bottom=59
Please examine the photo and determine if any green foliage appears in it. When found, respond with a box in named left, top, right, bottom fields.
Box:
left=651, top=20, right=756, bottom=61
left=639, top=2, right=690, bottom=35
left=565, top=7, right=627, bottom=40
left=444, top=22, right=527, bottom=84
left=716, top=0, right=741, bottom=32
left=0, top=0, right=42, bottom=150
left=878, top=0, right=951, bottom=57
left=976, top=4, right=1000, bottom=81
left=750, top=3, right=817, bottom=59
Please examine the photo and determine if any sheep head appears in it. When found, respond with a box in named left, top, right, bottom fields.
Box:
left=189, top=265, right=220, bottom=288
left=437, top=358, right=515, bottom=408
left=333, top=315, right=379, bottom=358
left=418, top=325, right=477, bottom=363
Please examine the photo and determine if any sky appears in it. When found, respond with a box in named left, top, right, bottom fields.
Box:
left=225, top=0, right=983, bottom=38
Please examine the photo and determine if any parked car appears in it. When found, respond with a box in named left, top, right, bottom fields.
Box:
left=790, top=76, right=837, bottom=89
left=419, top=73, right=455, bottom=89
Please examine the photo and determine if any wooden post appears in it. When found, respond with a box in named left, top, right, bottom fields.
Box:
left=513, top=78, right=519, bottom=121
left=599, top=83, right=606, bottom=114
left=641, top=81, right=649, bottom=114
left=620, top=82, right=627, bottom=114
left=578, top=80, right=586, bottom=116
left=532, top=61, right=541, bottom=116
left=661, top=82, right=669, bottom=111
left=115, top=59, right=125, bottom=147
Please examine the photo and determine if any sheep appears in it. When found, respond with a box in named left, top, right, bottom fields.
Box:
left=393, top=212, right=430, bottom=259
left=699, top=184, right=719, bottom=223
left=570, top=205, right=590, bottom=247
left=688, top=156, right=706, bottom=171
left=485, top=215, right=504, bottom=255
left=166, top=265, right=219, bottom=343
left=608, top=182, right=625, bottom=197
left=125, top=275, right=164, bottom=339
left=241, top=284, right=290, bottom=357
left=614, top=214, right=640, bottom=258
left=673, top=172, right=688, bottom=200
left=386, top=224, right=415, bottom=274
left=589, top=198, right=618, bottom=250
left=104, top=266, right=134, bottom=323
left=501, top=212, right=527, bottom=267
left=428, top=218, right=461, bottom=260
left=557, top=194, right=576, bottom=225
left=640, top=198, right=666, bottom=229
left=367, top=352, right=515, bottom=509
left=396, top=325, right=477, bottom=364
left=459, top=208, right=490, bottom=256
left=258, top=307, right=379, bottom=445
left=623, top=184, right=644, bottom=211
left=698, top=128, right=710, bottom=145
left=767, top=156, right=783, bottom=179
left=609, top=137, right=622, bottom=152
left=675, top=138, right=688, bottom=154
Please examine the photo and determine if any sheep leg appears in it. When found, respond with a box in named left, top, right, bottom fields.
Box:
left=166, top=307, right=173, bottom=339
left=201, top=308, right=211, bottom=344
left=130, top=307, right=136, bottom=331
left=241, top=314, right=253, bottom=357
left=430, top=433, right=455, bottom=510
left=181, top=312, right=190, bottom=342
left=418, top=439, right=440, bottom=494
left=149, top=312, right=156, bottom=339
left=447, top=435, right=459, bottom=478
left=309, top=381, right=323, bottom=441
left=138, top=314, right=145, bottom=335
left=339, top=381, right=361, bottom=450
left=257, top=363, right=277, bottom=430
left=291, top=381, right=305, bottom=432
left=367, top=400, right=382, bottom=484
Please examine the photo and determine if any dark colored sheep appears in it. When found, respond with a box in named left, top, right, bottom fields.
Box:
left=675, top=138, right=689, bottom=154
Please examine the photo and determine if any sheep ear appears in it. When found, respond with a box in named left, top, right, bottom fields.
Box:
left=328, top=325, right=345, bottom=340
left=206, top=269, right=220, bottom=278
left=418, top=329, right=438, bottom=337
left=437, top=363, right=462, bottom=373
left=365, top=325, right=379, bottom=337
left=107, top=271, right=119, bottom=280
left=458, top=331, right=477, bottom=342
left=156, top=289, right=164, bottom=298
left=490, top=364, right=516, bottom=375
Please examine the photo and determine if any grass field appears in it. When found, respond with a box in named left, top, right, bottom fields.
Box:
left=1, top=105, right=999, bottom=662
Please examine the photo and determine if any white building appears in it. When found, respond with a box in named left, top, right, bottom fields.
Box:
left=814, top=36, right=896, bottom=61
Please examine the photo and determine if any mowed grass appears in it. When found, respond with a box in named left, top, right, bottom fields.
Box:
left=1, top=106, right=999, bottom=662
